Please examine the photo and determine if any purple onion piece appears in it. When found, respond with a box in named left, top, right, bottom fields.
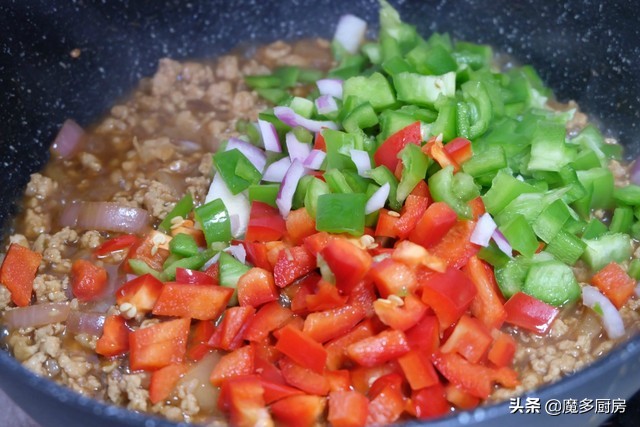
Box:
left=630, top=159, right=640, bottom=185
left=491, top=229, right=514, bottom=258
left=349, top=149, right=372, bottom=177
left=262, top=157, right=292, bottom=183
left=226, top=244, right=247, bottom=264
left=66, top=310, right=106, bottom=336
left=51, top=119, right=85, bottom=159
left=76, top=202, right=149, bottom=234
left=303, top=150, right=326, bottom=170
left=258, top=119, right=281, bottom=153
left=315, top=95, right=339, bottom=115
left=286, top=132, right=312, bottom=163
left=471, top=213, right=498, bottom=247
left=276, top=160, right=306, bottom=218
left=4, top=303, right=71, bottom=330
left=316, top=79, right=344, bottom=100
left=226, top=137, right=267, bottom=173
left=582, top=285, right=625, bottom=339
left=274, top=106, right=338, bottom=133
left=365, top=182, right=390, bottom=215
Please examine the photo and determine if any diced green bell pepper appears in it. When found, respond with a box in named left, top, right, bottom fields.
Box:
left=169, top=233, right=199, bottom=258
left=343, top=72, right=396, bottom=111
left=393, top=71, right=456, bottom=107
left=159, top=193, right=193, bottom=232
left=316, top=193, right=367, bottom=236
left=397, top=144, right=431, bottom=204
left=522, top=260, right=581, bottom=306
left=582, top=233, right=632, bottom=271
left=194, top=198, right=232, bottom=246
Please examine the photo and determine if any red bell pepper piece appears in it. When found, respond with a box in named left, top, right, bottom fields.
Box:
left=149, top=363, right=189, bottom=404
left=210, top=345, right=255, bottom=386
left=394, top=195, right=430, bottom=239
left=261, top=378, right=304, bottom=405
left=464, top=256, right=507, bottom=330
left=273, top=246, right=316, bottom=288
left=591, top=262, right=636, bottom=309
left=325, top=319, right=376, bottom=371
left=279, top=357, right=330, bottom=396
left=124, top=233, right=169, bottom=272
left=218, top=375, right=271, bottom=427
left=432, top=351, right=494, bottom=399
left=374, top=293, right=428, bottom=332
left=94, top=234, right=139, bottom=257
left=175, top=267, right=215, bottom=285
left=408, top=202, right=458, bottom=249
left=271, top=394, right=326, bottom=427
left=321, top=238, right=372, bottom=295
left=487, top=330, right=517, bottom=368
left=286, top=207, right=317, bottom=245
left=374, top=121, right=422, bottom=172
left=366, top=380, right=405, bottom=425
left=243, top=301, right=294, bottom=343
left=242, top=241, right=271, bottom=271
left=423, top=137, right=460, bottom=171
left=203, top=261, right=220, bottom=284
left=375, top=209, right=400, bottom=238
left=445, top=383, right=480, bottom=410
left=0, top=243, right=41, bottom=307
left=411, top=383, right=450, bottom=419
left=314, top=132, right=326, bottom=151
left=347, top=329, right=410, bottom=367
left=237, top=267, right=278, bottom=308
left=370, top=258, right=418, bottom=298
left=328, top=390, right=369, bottom=427
left=419, top=267, right=477, bottom=329
left=503, top=292, right=559, bottom=335
left=429, top=219, right=480, bottom=268
left=443, top=137, right=473, bottom=165
left=468, top=196, right=486, bottom=220
left=303, top=304, right=366, bottom=343
left=302, top=231, right=334, bottom=257
left=115, top=273, right=163, bottom=314
left=245, top=201, right=286, bottom=242
left=208, top=306, right=255, bottom=351
left=325, top=369, right=351, bottom=392
left=305, top=280, right=348, bottom=312
left=186, top=320, right=215, bottom=361
left=398, top=349, right=439, bottom=390
left=152, top=283, right=233, bottom=320
left=95, top=314, right=130, bottom=357
left=409, top=180, right=432, bottom=199
left=129, top=317, right=190, bottom=371
left=440, top=314, right=492, bottom=363
left=71, top=259, right=108, bottom=302
left=405, top=315, right=440, bottom=354
left=275, top=324, right=327, bottom=373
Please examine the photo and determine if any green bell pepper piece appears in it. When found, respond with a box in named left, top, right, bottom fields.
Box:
left=582, top=233, right=632, bottom=271
left=609, top=206, right=634, bottom=234
left=324, top=169, right=354, bottom=194
left=582, top=218, right=608, bottom=239
left=614, top=185, right=640, bottom=206
left=393, top=72, right=456, bottom=107
left=194, top=198, right=232, bottom=246
left=397, top=144, right=431, bottom=204
left=214, top=149, right=261, bottom=195
left=532, top=199, right=572, bottom=243
left=522, top=260, right=581, bottom=306
left=545, top=230, right=586, bottom=265
left=169, top=233, right=199, bottom=258
left=482, top=169, right=539, bottom=215
left=218, top=251, right=250, bottom=306
left=498, top=214, right=539, bottom=257
left=248, top=184, right=280, bottom=208
left=316, top=193, right=367, bottom=236
left=369, top=166, right=401, bottom=211
left=527, top=121, right=570, bottom=172
left=304, top=178, right=330, bottom=218
left=343, top=72, right=396, bottom=111
left=159, top=193, right=193, bottom=232
left=429, top=165, right=479, bottom=218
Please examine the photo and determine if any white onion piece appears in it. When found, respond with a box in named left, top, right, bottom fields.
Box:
left=76, top=202, right=149, bottom=233
left=471, top=213, right=498, bottom=247
left=276, top=160, right=306, bottom=218
left=350, top=149, right=372, bottom=177
left=225, top=244, right=247, bottom=264
left=59, top=201, right=81, bottom=227
left=315, top=95, right=339, bottom=115
left=286, top=132, right=312, bottom=163
left=66, top=310, right=106, bottom=336
left=630, top=159, right=640, bottom=185
left=226, top=137, right=267, bottom=173
left=205, top=173, right=250, bottom=239
left=365, top=183, right=390, bottom=215
left=316, top=79, right=344, bottom=100
left=492, top=229, right=514, bottom=258
left=582, top=286, right=625, bottom=339
left=262, top=157, right=292, bottom=183
left=4, top=303, right=70, bottom=330
left=274, top=106, right=338, bottom=133
left=203, top=252, right=221, bottom=270
left=333, top=14, right=367, bottom=54
left=303, top=150, right=326, bottom=170
left=258, top=119, right=281, bottom=153
left=179, top=352, right=221, bottom=413
left=51, top=119, right=85, bottom=159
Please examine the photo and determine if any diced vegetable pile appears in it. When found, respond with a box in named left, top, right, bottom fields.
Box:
left=2, top=0, right=640, bottom=425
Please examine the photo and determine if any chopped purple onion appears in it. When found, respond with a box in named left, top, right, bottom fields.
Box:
left=365, top=183, right=390, bottom=215
left=471, top=213, right=498, bottom=247
left=76, top=202, right=149, bottom=233
left=262, top=157, right=292, bottom=183
left=51, top=119, right=85, bottom=159
left=226, top=244, right=247, bottom=264
left=276, top=160, right=306, bottom=218
left=491, top=229, right=513, bottom=258
left=258, top=119, right=281, bottom=153
left=630, top=159, right=640, bottom=185
left=316, top=79, right=343, bottom=100
left=349, top=149, right=372, bottom=177
left=286, top=132, right=312, bottom=163
left=582, top=285, right=625, bottom=339
left=315, top=95, right=339, bottom=115
left=303, top=150, right=326, bottom=170
left=274, top=106, right=338, bottom=133
left=225, top=137, right=267, bottom=173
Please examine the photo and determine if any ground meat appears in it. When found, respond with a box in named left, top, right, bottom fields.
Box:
left=25, top=173, right=58, bottom=200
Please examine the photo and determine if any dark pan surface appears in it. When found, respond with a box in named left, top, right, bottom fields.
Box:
left=0, top=1, right=639, bottom=426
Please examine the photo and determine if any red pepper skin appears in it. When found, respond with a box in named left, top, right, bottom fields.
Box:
left=303, top=304, right=367, bottom=343
left=503, top=292, right=559, bottom=335
left=411, top=383, right=450, bottom=419
left=487, top=330, right=517, bottom=368
left=275, top=324, right=327, bottom=374
left=328, top=390, right=369, bottom=427
left=408, top=202, right=458, bottom=249
left=243, top=301, right=294, bottom=343
left=440, top=314, right=492, bottom=363
left=151, top=283, right=233, bottom=321
left=429, top=219, right=480, bottom=269
left=369, top=258, right=418, bottom=298
left=419, top=267, right=478, bottom=329
left=208, top=306, right=255, bottom=351
left=218, top=375, right=272, bottom=427
left=237, top=267, right=278, bottom=308
left=394, top=195, right=430, bottom=239
left=0, top=243, right=41, bottom=306
left=273, top=246, right=316, bottom=288
left=175, top=267, right=216, bottom=285
left=129, top=318, right=190, bottom=371
left=71, top=259, right=108, bottom=302
left=443, top=137, right=473, bottom=165
left=347, top=329, right=410, bottom=367
left=94, top=234, right=139, bottom=257
left=374, top=121, right=422, bottom=172
left=373, top=293, right=428, bottom=332
left=210, top=345, right=255, bottom=386
left=115, top=274, right=164, bottom=314
left=464, top=256, right=507, bottom=330
left=149, top=363, right=189, bottom=404
left=591, top=262, right=636, bottom=309
left=95, top=315, right=130, bottom=357
left=271, top=394, right=326, bottom=427
left=432, top=351, right=494, bottom=399
left=279, top=357, right=330, bottom=396
left=245, top=201, right=287, bottom=242
left=398, top=349, right=439, bottom=390
left=321, top=238, right=372, bottom=295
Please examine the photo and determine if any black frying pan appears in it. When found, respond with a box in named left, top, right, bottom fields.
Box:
left=1, top=1, right=639, bottom=426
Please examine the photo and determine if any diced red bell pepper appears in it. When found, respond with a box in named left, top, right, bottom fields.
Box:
left=186, top=320, right=215, bottom=361
left=370, top=258, right=418, bottom=298
left=429, top=219, right=480, bottom=269
left=303, top=232, right=334, bottom=257
left=405, top=315, right=440, bottom=354
left=287, top=273, right=320, bottom=315
left=243, top=301, right=294, bottom=343
left=440, top=314, right=492, bottom=363
left=305, top=280, right=348, bottom=311
left=115, top=273, right=163, bottom=314
left=303, top=304, right=366, bottom=343
left=325, top=319, right=376, bottom=371
left=124, top=233, right=169, bottom=272
left=504, top=292, right=559, bottom=335
left=95, top=314, right=130, bottom=357
left=398, top=349, right=439, bottom=390
left=464, top=256, right=506, bottom=330
left=375, top=209, right=400, bottom=239
left=326, top=369, right=351, bottom=392
left=408, top=202, right=458, bottom=249
left=487, top=330, right=517, bottom=368
left=203, top=261, right=220, bottom=284
left=328, top=390, right=369, bottom=427
left=286, top=207, right=317, bottom=245
left=152, top=283, right=233, bottom=320
left=321, top=238, right=372, bottom=295
left=492, top=366, right=520, bottom=388
left=314, top=132, right=326, bottom=151
left=468, top=196, right=486, bottom=220
left=94, top=234, right=139, bottom=257
left=243, top=241, right=271, bottom=271
left=245, top=201, right=287, bottom=242
left=273, top=246, right=316, bottom=288
left=149, top=363, right=190, bottom=404
left=237, top=267, right=278, bottom=308
left=348, top=281, right=378, bottom=317
left=394, top=195, right=430, bottom=239
left=70, top=259, right=108, bottom=302
left=411, top=383, right=451, bottom=419
left=445, top=383, right=480, bottom=410
left=443, top=137, right=473, bottom=165
left=391, top=240, right=446, bottom=273
left=347, top=329, right=410, bottom=368
left=0, top=243, right=42, bottom=307
left=591, top=262, right=636, bottom=309
left=175, top=267, right=215, bottom=285
left=366, top=380, right=405, bottom=426
left=374, top=293, right=428, bottom=332
left=432, top=352, right=494, bottom=399
left=374, top=121, right=422, bottom=172
left=423, top=137, right=459, bottom=172
left=208, top=306, right=255, bottom=351
left=275, top=324, right=327, bottom=373
left=261, top=378, right=305, bottom=405
left=210, top=345, right=255, bottom=386
left=279, top=357, right=330, bottom=396
left=271, top=394, right=326, bottom=427
left=129, top=317, right=190, bottom=371
left=409, top=180, right=432, bottom=199
left=219, top=375, right=271, bottom=427
left=419, top=267, right=478, bottom=329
